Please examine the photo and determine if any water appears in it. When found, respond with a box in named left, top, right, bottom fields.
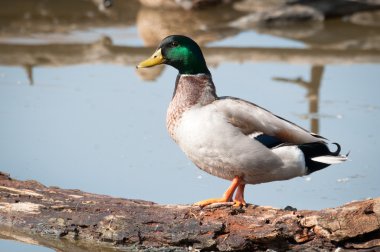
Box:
left=0, top=239, right=53, bottom=252
left=1, top=1, right=379, bottom=251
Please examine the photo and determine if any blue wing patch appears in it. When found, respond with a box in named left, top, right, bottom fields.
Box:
left=254, top=134, right=283, bottom=148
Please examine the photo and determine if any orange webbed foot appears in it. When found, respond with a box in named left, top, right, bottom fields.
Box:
left=194, top=197, right=232, bottom=207
left=233, top=184, right=246, bottom=207
left=194, top=176, right=248, bottom=207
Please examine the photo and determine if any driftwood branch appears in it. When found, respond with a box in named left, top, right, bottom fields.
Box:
left=0, top=172, right=379, bottom=251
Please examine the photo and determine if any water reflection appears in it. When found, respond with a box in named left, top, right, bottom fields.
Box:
left=274, top=65, right=324, bottom=134
left=0, top=0, right=138, bottom=37
left=1, top=40, right=379, bottom=83
left=0, top=1, right=379, bottom=251
left=0, top=226, right=121, bottom=252
left=136, top=6, right=241, bottom=46
left=1, top=1, right=379, bottom=84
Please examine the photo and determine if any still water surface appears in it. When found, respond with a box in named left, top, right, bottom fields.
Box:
left=0, top=239, right=52, bottom=252
left=0, top=1, right=380, bottom=251
left=1, top=32, right=378, bottom=210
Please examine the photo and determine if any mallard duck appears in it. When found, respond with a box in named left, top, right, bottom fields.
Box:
left=137, top=35, right=347, bottom=207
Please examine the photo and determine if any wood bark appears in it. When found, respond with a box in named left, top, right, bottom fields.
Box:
left=0, top=172, right=379, bottom=251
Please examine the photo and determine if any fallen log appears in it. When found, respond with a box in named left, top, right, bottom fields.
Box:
left=0, top=172, right=379, bottom=251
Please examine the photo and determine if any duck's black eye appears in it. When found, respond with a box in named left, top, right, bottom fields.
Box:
left=171, top=41, right=179, bottom=47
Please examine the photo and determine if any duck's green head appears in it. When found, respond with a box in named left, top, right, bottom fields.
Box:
left=137, top=35, right=210, bottom=75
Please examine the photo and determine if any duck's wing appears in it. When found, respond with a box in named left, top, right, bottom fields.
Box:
left=213, top=97, right=325, bottom=146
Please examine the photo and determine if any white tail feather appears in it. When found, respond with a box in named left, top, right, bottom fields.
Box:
left=311, top=155, right=348, bottom=164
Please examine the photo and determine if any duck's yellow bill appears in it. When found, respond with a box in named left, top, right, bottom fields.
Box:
left=137, top=48, right=165, bottom=68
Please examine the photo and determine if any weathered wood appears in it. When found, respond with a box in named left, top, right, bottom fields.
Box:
left=0, top=172, right=379, bottom=251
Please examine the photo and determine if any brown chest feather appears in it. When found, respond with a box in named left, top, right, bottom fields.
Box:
left=166, top=74, right=217, bottom=140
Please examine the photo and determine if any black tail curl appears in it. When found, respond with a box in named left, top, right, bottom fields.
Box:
left=330, top=142, right=341, bottom=155
left=298, top=142, right=343, bottom=175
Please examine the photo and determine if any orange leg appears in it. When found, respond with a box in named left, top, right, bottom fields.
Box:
left=194, top=176, right=241, bottom=207
left=234, top=184, right=246, bottom=206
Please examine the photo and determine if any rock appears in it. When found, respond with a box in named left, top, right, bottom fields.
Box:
left=346, top=10, right=380, bottom=26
